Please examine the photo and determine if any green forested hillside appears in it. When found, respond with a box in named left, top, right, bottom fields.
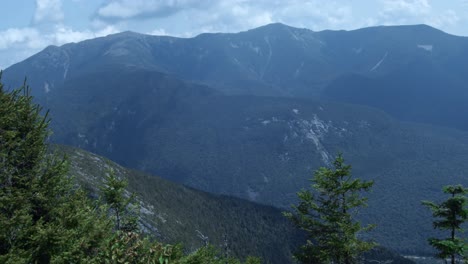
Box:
left=60, top=145, right=301, bottom=263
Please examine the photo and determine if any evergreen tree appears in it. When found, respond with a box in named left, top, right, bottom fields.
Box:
left=100, top=167, right=138, bottom=232
left=284, top=154, right=376, bottom=264
left=422, top=185, right=468, bottom=264
left=0, top=79, right=111, bottom=262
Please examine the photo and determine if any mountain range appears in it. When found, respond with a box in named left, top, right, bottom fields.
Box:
left=3, top=23, right=468, bottom=255
left=5, top=23, right=468, bottom=130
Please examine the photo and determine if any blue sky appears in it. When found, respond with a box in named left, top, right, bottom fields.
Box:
left=1, top=0, right=467, bottom=69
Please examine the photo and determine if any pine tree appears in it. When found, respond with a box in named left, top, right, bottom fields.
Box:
left=0, top=78, right=111, bottom=262
left=100, top=167, right=139, bottom=232
left=422, top=185, right=468, bottom=264
left=284, top=154, right=376, bottom=264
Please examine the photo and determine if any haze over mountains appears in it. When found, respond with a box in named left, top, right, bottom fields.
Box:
left=3, top=23, right=468, bottom=254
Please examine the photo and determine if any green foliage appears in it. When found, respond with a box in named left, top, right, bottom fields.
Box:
left=178, top=245, right=262, bottom=264
left=93, top=231, right=262, bottom=264
left=0, top=78, right=113, bottom=262
left=100, top=167, right=139, bottom=232
left=93, top=231, right=183, bottom=264
left=422, top=185, right=468, bottom=264
left=244, top=256, right=262, bottom=264
left=179, top=245, right=228, bottom=264
left=284, top=154, right=376, bottom=264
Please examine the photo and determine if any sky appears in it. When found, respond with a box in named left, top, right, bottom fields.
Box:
left=1, top=0, right=467, bottom=69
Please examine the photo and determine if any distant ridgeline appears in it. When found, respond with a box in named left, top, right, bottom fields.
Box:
left=4, top=23, right=468, bottom=255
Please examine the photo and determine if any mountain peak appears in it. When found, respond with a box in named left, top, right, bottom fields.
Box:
left=248, top=22, right=300, bottom=33
left=348, top=23, right=451, bottom=37
left=112, top=30, right=141, bottom=36
left=105, top=30, right=145, bottom=39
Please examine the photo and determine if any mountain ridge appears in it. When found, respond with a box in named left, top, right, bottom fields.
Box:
left=6, top=23, right=468, bottom=121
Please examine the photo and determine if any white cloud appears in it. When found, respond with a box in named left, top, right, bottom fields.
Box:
left=377, top=0, right=432, bottom=25
left=53, top=25, right=119, bottom=44
left=97, top=0, right=212, bottom=20
left=274, top=1, right=354, bottom=29
left=427, top=10, right=460, bottom=28
left=0, top=28, right=43, bottom=50
left=373, top=0, right=463, bottom=33
left=33, top=0, right=64, bottom=24
left=381, top=0, right=431, bottom=16
left=145, top=0, right=358, bottom=38
left=0, top=0, right=125, bottom=69
left=247, top=12, right=273, bottom=28
left=375, top=0, right=432, bottom=25
left=0, top=25, right=119, bottom=51
left=95, top=0, right=358, bottom=33
left=0, top=24, right=120, bottom=69
left=148, top=28, right=169, bottom=36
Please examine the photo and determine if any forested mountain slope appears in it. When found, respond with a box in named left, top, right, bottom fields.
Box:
left=60, top=145, right=300, bottom=263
